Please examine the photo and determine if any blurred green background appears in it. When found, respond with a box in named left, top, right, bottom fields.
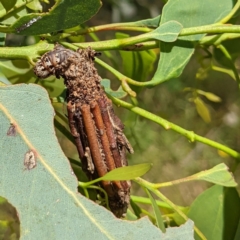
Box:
left=1, top=0, right=240, bottom=239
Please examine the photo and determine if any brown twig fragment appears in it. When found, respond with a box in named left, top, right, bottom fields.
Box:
left=34, top=44, right=133, bottom=217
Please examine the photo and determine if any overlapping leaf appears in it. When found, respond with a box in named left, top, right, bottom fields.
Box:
left=188, top=185, right=240, bottom=240
left=0, top=84, right=193, bottom=239
left=150, top=0, right=235, bottom=85
left=9, top=0, right=102, bottom=35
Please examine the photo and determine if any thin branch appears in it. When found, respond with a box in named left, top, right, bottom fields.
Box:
left=217, top=44, right=240, bottom=87
left=108, top=96, right=240, bottom=160
left=217, top=0, right=240, bottom=24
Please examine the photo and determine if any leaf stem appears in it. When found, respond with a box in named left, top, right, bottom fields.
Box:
left=108, top=96, right=240, bottom=160
left=217, top=0, right=240, bottom=24
left=49, top=26, right=153, bottom=40
left=199, top=33, right=240, bottom=46
left=95, top=56, right=151, bottom=86
left=0, top=41, right=53, bottom=63
left=180, top=24, right=240, bottom=37
left=134, top=177, right=207, bottom=240
left=217, top=44, right=240, bottom=86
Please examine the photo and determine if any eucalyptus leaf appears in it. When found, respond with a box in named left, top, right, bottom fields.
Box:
left=0, top=0, right=28, bottom=26
left=146, top=189, right=166, bottom=232
left=163, top=220, right=194, bottom=240
left=116, top=32, right=157, bottom=93
left=0, top=84, right=163, bottom=239
left=188, top=185, right=240, bottom=240
left=131, top=15, right=161, bottom=28
left=0, top=32, right=6, bottom=47
left=11, top=0, right=102, bottom=35
left=196, top=90, right=222, bottom=102
left=194, top=97, right=211, bottom=123
left=150, top=0, right=234, bottom=85
left=100, top=163, right=152, bottom=181
left=26, top=0, right=43, bottom=12
left=194, top=163, right=237, bottom=187
left=149, top=20, right=183, bottom=42
left=101, top=78, right=127, bottom=98
left=1, top=0, right=16, bottom=12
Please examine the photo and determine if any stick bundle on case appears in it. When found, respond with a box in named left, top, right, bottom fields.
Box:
left=34, top=44, right=133, bottom=217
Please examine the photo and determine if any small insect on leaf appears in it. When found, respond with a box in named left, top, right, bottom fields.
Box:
left=24, top=150, right=37, bottom=170
left=7, top=123, right=17, bottom=136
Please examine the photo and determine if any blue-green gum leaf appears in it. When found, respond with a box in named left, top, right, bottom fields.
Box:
left=0, top=84, right=164, bottom=239
left=128, top=15, right=161, bottom=28
left=149, top=20, right=183, bottom=42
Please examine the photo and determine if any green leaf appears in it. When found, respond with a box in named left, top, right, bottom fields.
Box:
left=130, top=198, right=142, bottom=218
left=130, top=15, right=161, bottom=28
left=126, top=209, right=138, bottom=221
left=116, top=32, right=157, bottom=92
left=0, top=84, right=164, bottom=239
left=0, top=32, right=6, bottom=47
left=234, top=218, right=240, bottom=240
left=100, top=163, right=152, bottom=181
left=151, top=0, right=235, bottom=85
left=213, top=38, right=240, bottom=68
left=196, top=90, right=222, bottom=102
left=146, top=189, right=166, bottom=232
left=101, top=78, right=127, bottom=98
left=150, top=20, right=183, bottom=42
left=194, top=97, right=211, bottom=123
left=1, top=0, right=16, bottom=12
left=188, top=185, right=240, bottom=240
left=12, top=0, right=102, bottom=35
left=172, top=207, right=189, bottom=226
left=194, top=163, right=237, bottom=187
left=26, top=0, right=43, bottom=12
left=0, top=0, right=28, bottom=26
left=0, top=72, right=11, bottom=85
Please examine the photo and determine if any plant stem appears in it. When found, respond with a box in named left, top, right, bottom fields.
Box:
left=52, top=26, right=152, bottom=40
left=217, top=44, right=240, bottom=86
left=108, top=96, right=240, bottom=160
left=217, top=0, right=240, bottom=24
left=71, top=25, right=240, bottom=52
left=211, top=64, right=236, bottom=80
left=94, top=57, right=144, bottom=85
left=180, top=25, right=240, bottom=37
left=131, top=195, right=181, bottom=210
left=199, top=33, right=240, bottom=46
left=134, top=178, right=207, bottom=240
left=0, top=41, right=54, bottom=63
